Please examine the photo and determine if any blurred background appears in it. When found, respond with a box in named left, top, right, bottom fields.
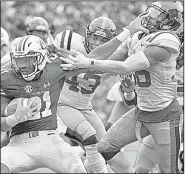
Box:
left=1, top=1, right=149, bottom=124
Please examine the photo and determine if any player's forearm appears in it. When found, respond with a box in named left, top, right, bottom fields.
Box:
left=87, top=37, right=122, bottom=60
left=89, top=51, right=150, bottom=75
left=1, top=117, right=12, bottom=132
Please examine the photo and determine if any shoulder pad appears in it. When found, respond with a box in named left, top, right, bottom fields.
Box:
left=146, top=31, right=180, bottom=54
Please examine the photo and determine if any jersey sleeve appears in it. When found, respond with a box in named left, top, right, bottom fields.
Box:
left=53, top=30, right=73, bottom=50
left=148, top=32, right=180, bottom=54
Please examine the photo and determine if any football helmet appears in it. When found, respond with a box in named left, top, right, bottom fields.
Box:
left=26, top=17, right=50, bottom=43
left=10, top=35, right=48, bottom=81
left=1, top=27, right=9, bottom=57
left=142, top=1, right=183, bottom=33
left=85, top=17, right=117, bottom=53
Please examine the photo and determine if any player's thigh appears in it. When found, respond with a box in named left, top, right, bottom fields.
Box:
left=57, top=106, right=97, bottom=140
left=57, top=105, right=86, bottom=130
left=82, top=109, right=106, bottom=141
left=38, top=134, right=86, bottom=173
left=1, top=144, right=41, bottom=173
left=135, top=135, right=157, bottom=173
left=97, top=108, right=150, bottom=153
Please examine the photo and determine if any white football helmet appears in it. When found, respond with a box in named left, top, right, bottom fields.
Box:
left=11, top=35, right=48, bottom=81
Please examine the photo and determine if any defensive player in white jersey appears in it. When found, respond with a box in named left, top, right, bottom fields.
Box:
left=60, top=2, right=183, bottom=173
left=105, top=30, right=184, bottom=173
left=54, top=17, right=127, bottom=173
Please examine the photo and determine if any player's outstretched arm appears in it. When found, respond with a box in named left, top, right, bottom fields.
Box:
left=60, top=46, right=170, bottom=75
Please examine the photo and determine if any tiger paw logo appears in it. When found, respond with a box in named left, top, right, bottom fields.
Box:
left=24, top=85, right=33, bottom=93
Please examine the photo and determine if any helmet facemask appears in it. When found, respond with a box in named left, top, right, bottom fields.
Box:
left=11, top=51, right=45, bottom=81
left=85, top=30, right=111, bottom=52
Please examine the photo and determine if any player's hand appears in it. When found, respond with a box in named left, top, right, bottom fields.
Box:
left=5, top=97, right=41, bottom=127
left=118, top=73, right=135, bottom=93
left=60, top=50, right=90, bottom=70
left=126, top=12, right=150, bottom=35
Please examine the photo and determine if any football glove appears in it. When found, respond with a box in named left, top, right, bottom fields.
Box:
left=118, top=73, right=135, bottom=93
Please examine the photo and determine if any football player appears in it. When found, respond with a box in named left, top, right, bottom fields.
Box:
left=60, top=2, right=183, bottom=173
left=54, top=17, right=127, bottom=173
left=105, top=30, right=184, bottom=173
left=1, top=35, right=87, bottom=173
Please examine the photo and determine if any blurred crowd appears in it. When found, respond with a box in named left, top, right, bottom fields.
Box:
left=1, top=1, right=148, bottom=123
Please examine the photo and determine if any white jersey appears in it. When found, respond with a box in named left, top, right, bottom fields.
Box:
left=127, top=31, right=180, bottom=111
left=54, top=30, right=103, bottom=109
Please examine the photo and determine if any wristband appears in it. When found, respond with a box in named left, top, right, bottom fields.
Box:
left=116, top=28, right=131, bottom=42
left=124, top=91, right=135, bottom=101
left=5, top=114, right=18, bottom=127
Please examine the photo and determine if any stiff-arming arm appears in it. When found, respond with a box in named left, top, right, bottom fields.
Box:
left=62, top=46, right=170, bottom=75
left=89, top=46, right=170, bottom=75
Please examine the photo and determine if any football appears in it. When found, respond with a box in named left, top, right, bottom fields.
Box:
left=4, top=97, right=41, bottom=117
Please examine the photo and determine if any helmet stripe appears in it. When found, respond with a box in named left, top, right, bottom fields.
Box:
left=17, top=36, right=26, bottom=52
left=22, top=36, right=31, bottom=52
left=60, top=30, right=66, bottom=48
left=67, top=30, right=73, bottom=50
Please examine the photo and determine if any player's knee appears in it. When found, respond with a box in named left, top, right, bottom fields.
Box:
left=1, top=163, right=10, bottom=173
left=76, top=120, right=96, bottom=141
left=83, top=134, right=98, bottom=146
left=97, top=137, right=120, bottom=161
